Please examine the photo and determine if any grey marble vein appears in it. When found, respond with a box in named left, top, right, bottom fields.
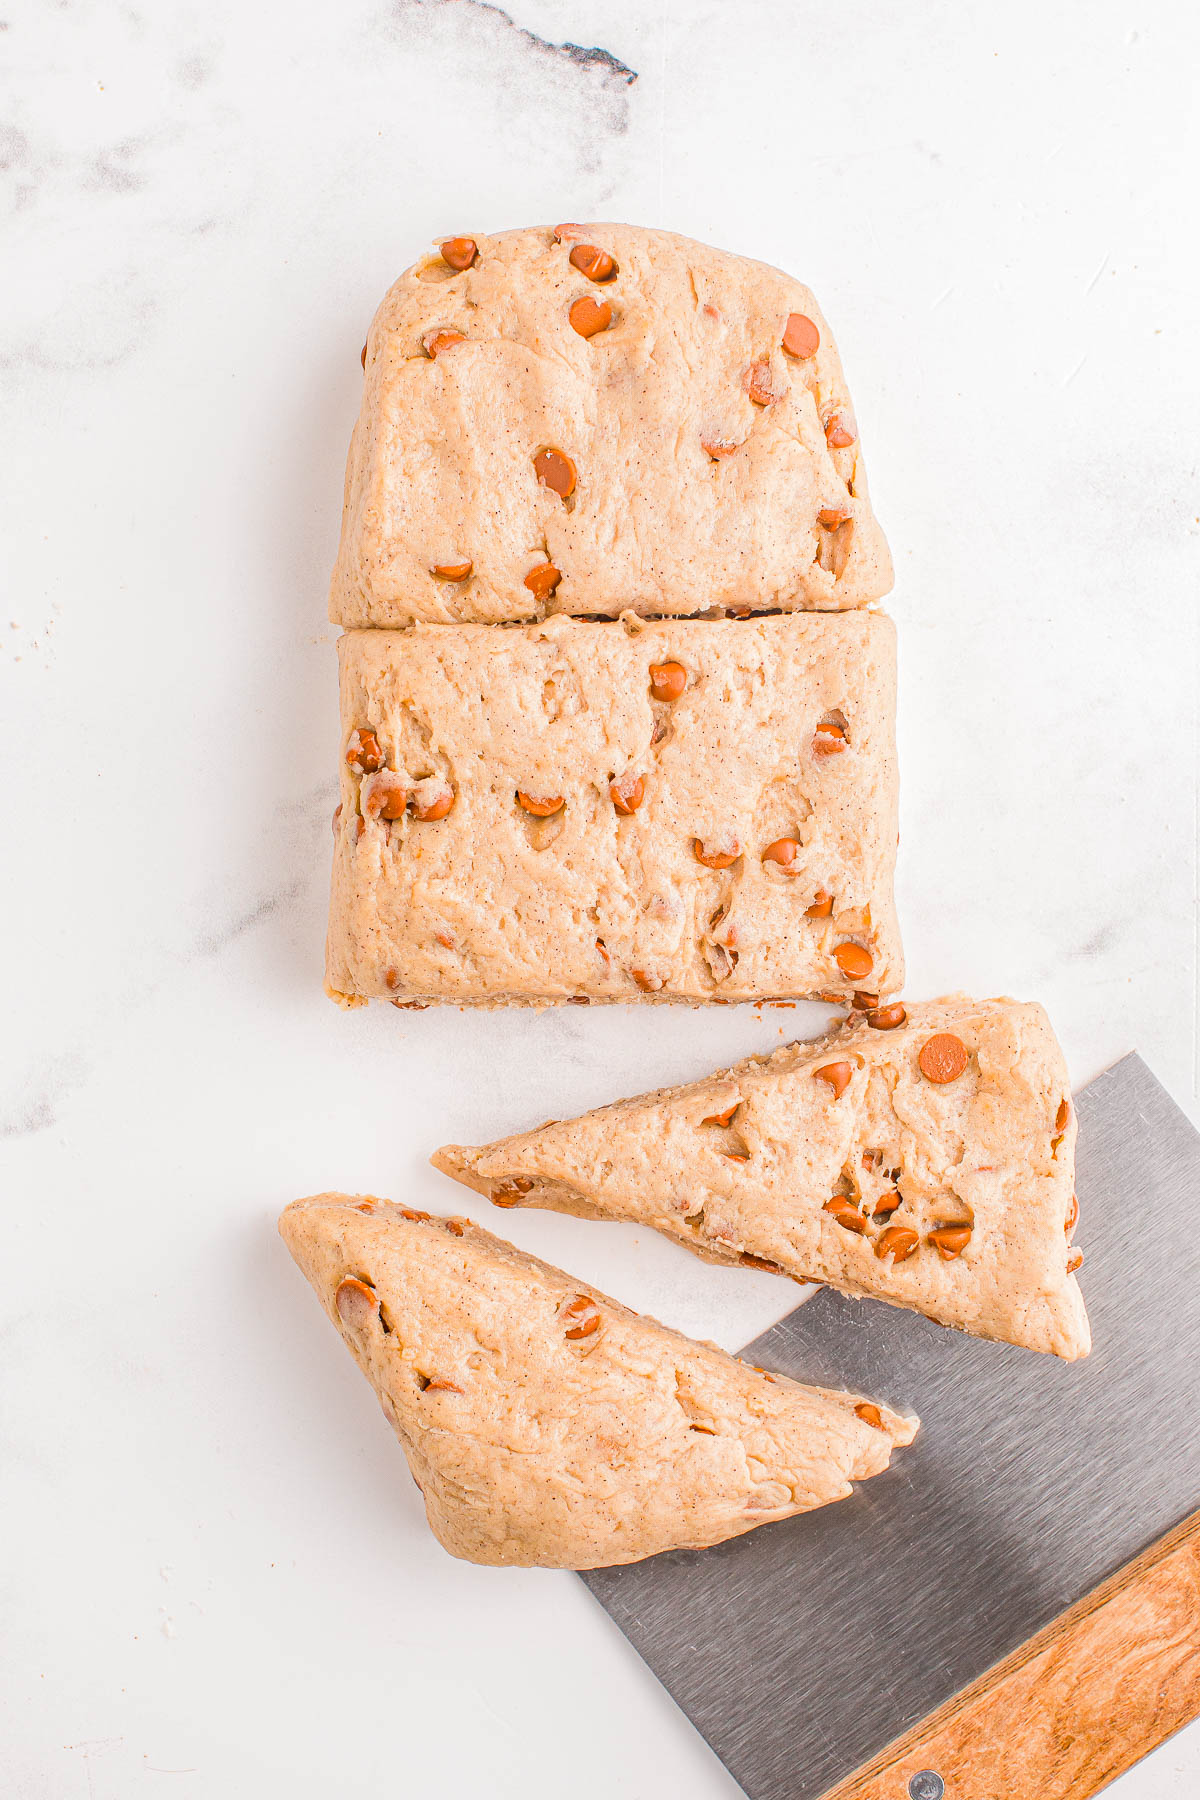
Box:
left=190, top=781, right=335, bottom=960
left=194, top=878, right=306, bottom=959
left=382, top=0, right=637, bottom=142
left=1, top=1050, right=90, bottom=1140
left=398, top=0, right=636, bottom=87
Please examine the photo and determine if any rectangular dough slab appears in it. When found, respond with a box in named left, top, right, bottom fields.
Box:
left=326, top=611, right=902, bottom=1007
left=330, top=222, right=892, bottom=627
left=432, top=996, right=1089, bottom=1359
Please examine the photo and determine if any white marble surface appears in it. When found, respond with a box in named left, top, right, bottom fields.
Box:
left=3, top=1, right=1199, bottom=1794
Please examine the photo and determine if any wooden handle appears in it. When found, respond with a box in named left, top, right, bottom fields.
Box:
left=825, top=1509, right=1200, bottom=1800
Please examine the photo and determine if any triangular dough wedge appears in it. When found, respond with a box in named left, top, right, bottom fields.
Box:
left=279, top=1195, right=917, bottom=1569
left=433, top=996, right=1090, bottom=1361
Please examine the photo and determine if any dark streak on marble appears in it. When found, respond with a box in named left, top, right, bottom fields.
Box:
left=277, top=778, right=341, bottom=839
left=536, top=33, right=637, bottom=86
left=1, top=1052, right=89, bottom=1140
left=0, top=287, right=159, bottom=374
left=0, top=1096, right=56, bottom=1139
left=0, top=124, right=29, bottom=171
left=195, top=878, right=306, bottom=958
left=192, top=781, right=334, bottom=958
left=1066, top=918, right=1127, bottom=962
left=393, top=0, right=637, bottom=100
left=174, top=52, right=215, bottom=90
left=87, top=144, right=150, bottom=194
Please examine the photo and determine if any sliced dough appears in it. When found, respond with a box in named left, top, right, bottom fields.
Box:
left=433, top=996, right=1090, bottom=1361
left=279, top=1194, right=917, bottom=1569
left=327, top=611, right=901, bottom=1007
left=331, top=221, right=892, bottom=626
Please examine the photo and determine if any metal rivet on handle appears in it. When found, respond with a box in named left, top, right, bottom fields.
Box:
left=908, top=1774, right=945, bottom=1800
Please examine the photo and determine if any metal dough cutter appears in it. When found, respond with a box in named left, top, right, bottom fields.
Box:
left=583, top=1054, right=1200, bottom=1800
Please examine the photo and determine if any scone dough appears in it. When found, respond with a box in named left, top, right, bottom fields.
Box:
left=326, top=611, right=902, bottom=1006
left=433, top=996, right=1090, bottom=1360
left=331, top=222, right=892, bottom=626
left=279, top=1194, right=917, bottom=1569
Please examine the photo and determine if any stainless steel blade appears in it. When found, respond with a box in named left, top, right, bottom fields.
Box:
left=581, top=1054, right=1200, bottom=1800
